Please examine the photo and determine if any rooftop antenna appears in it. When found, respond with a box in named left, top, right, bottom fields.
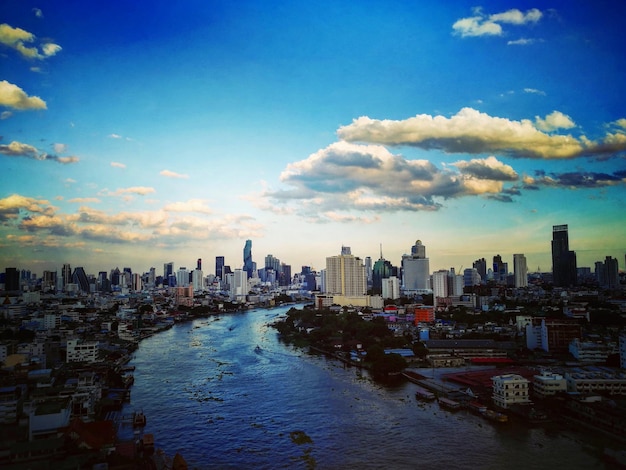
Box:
left=380, top=243, right=383, bottom=259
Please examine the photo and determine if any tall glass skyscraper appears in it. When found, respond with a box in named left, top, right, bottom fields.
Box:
left=215, top=256, right=225, bottom=279
left=243, top=239, right=254, bottom=278
left=551, top=224, right=577, bottom=287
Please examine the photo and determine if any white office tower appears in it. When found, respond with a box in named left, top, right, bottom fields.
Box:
left=229, top=268, right=248, bottom=302
left=192, top=269, right=204, bottom=291
left=402, top=240, right=430, bottom=294
left=177, top=267, right=189, bottom=287
left=432, top=270, right=449, bottom=307
left=382, top=276, right=400, bottom=300
left=325, top=249, right=367, bottom=296
left=514, top=254, right=528, bottom=288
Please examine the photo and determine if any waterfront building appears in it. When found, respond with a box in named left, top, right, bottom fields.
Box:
left=533, top=371, right=567, bottom=398
left=175, top=286, right=194, bottom=307
left=565, top=367, right=626, bottom=395
left=551, top=224, right=577, bottom=287
left=229, top=268, right=249, bottom=303
left=401, top=240, right=430, bottom=294
left=492, top=374, right=531, bottom=409
left=513, top=254, right=528, bottom=288
left=66, top=338, right=98, bottom=363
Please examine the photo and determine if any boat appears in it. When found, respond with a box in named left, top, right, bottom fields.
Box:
left=438, top=397, right=462, bottom=410
left=133, top=410, right=147, bottom=427
left=483, top=409, right=508, bottom=423
left=468, top=401, right=487, bottom=414
left=415, top=386, right=436, bottom=401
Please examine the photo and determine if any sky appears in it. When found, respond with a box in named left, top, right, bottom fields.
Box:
left=1, top=0, right=625, bottom=278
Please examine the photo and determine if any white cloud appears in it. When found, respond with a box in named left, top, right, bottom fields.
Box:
left=111, top=162, right=126, bottom=168
left=534, top=111, right=576, bottom=132
left=112, top=186, right=156, bottom=196
left=0, top=80, right=47, bottom=110
left=163, top=199, right=213, bottom=214
left=337, top=107, right=626, bottom=159
left=160, top=169, right=189, bottom=179
left=0, top=23, right=61, bottom=60
left=453, top=8, right=543, bottom=38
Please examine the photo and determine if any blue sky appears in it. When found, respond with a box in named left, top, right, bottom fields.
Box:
left=1, top=0, right=625, bottom=277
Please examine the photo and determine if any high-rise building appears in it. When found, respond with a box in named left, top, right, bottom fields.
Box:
left=551, top=224, right=577, bottom=287
left=463, top=268, right=481, bottom=287
left=62, top=263, right=72, bottom=289
left=473, top=258, right=487, bottom=281
left=4, top=268, right=19, bottom=291
left=596, top=256, right=619, bottom=289
left=177, top=267, right=189, bottom=287
left=364, top=256, right=373, bottom=289
left=382, top=276, right=400, bottom=300
left=197, top=258, right=202, bottom=270
left=215, top=256, right=225, bottom=279
left=243, top=240, right=254, bottom=278
left=372, top=246, right=394, bottom=295
left=432, top=270, right=449, bottom=307
left=325, top=248, right=367, bottom=297
left=402, top=239, right=430, bottom=294
left=72, top=267, right=90, bottom=293
left=164, top=262, right=174, bottom=285
left=192, top=269, right=204, bottom=291
left=514, top=254, right=528, bottom=288
left=492, top=255, right=507, bottom=283
left=229, top=268, right=248, bottom=302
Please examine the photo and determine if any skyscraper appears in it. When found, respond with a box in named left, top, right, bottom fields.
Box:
left=402, top=239, right=430, bottom=294
left=164, top=262, right=174, bottom=285
left=372, top=245, right=394, bottom=295
left=215, top=256, right=225, bottom=279
left=197, top=258, right=202, bottom=270
left=325, top=248, right=367, bottom=297
left=513, top=254, right=528, bottom=288
left=243, top=240, right=254, bottom=278
left=551, top=224, right=577, bottom=287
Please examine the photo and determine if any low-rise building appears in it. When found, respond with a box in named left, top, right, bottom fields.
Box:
left=533, top=370, right=567, bottom=398
left=492, top=374, right=531, bottom=409
left=565, top=367, right=626, bottom=395
left=569, top=339, right=617, bottom=363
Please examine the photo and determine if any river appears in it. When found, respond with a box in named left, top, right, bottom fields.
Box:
left=121, top=305, right=609, bottom=469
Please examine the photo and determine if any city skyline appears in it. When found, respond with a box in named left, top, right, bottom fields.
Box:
left=1, top=2, right=625, bottom=275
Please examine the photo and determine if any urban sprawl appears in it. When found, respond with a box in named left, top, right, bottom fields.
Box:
left=1, top=224, right=625, bottom=468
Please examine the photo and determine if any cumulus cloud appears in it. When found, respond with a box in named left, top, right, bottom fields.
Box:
left=452, top=156, right=518, bottom=181
left=0, top=194, right=55, bottom=221
left=53, top=143, right=67, bottom=154
left=262, top=141, right=516, bottom=219
left=0, top=80, right=47, bottom=110
left=535, top=110, right=576, bottom=132
left=337, top=107, right=626, bottom=159
left=67, top=198, right=101, bottom=204
left=111, top=161, right=126, bottom=168
left=1, top=193, right=263, bottom=250
left=0, top=23, right=61, bottom=60
left=160, top=169, right=189, bottom=179
left=0, top=140, right=79, bottom=163
left=452, top=8, right=543, bottom=38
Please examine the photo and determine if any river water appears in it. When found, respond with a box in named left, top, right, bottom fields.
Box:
left=122, top=305, right=608, bottom=469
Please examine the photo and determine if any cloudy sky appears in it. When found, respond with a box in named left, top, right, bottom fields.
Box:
left=1, top=1, right=625, bottom=277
